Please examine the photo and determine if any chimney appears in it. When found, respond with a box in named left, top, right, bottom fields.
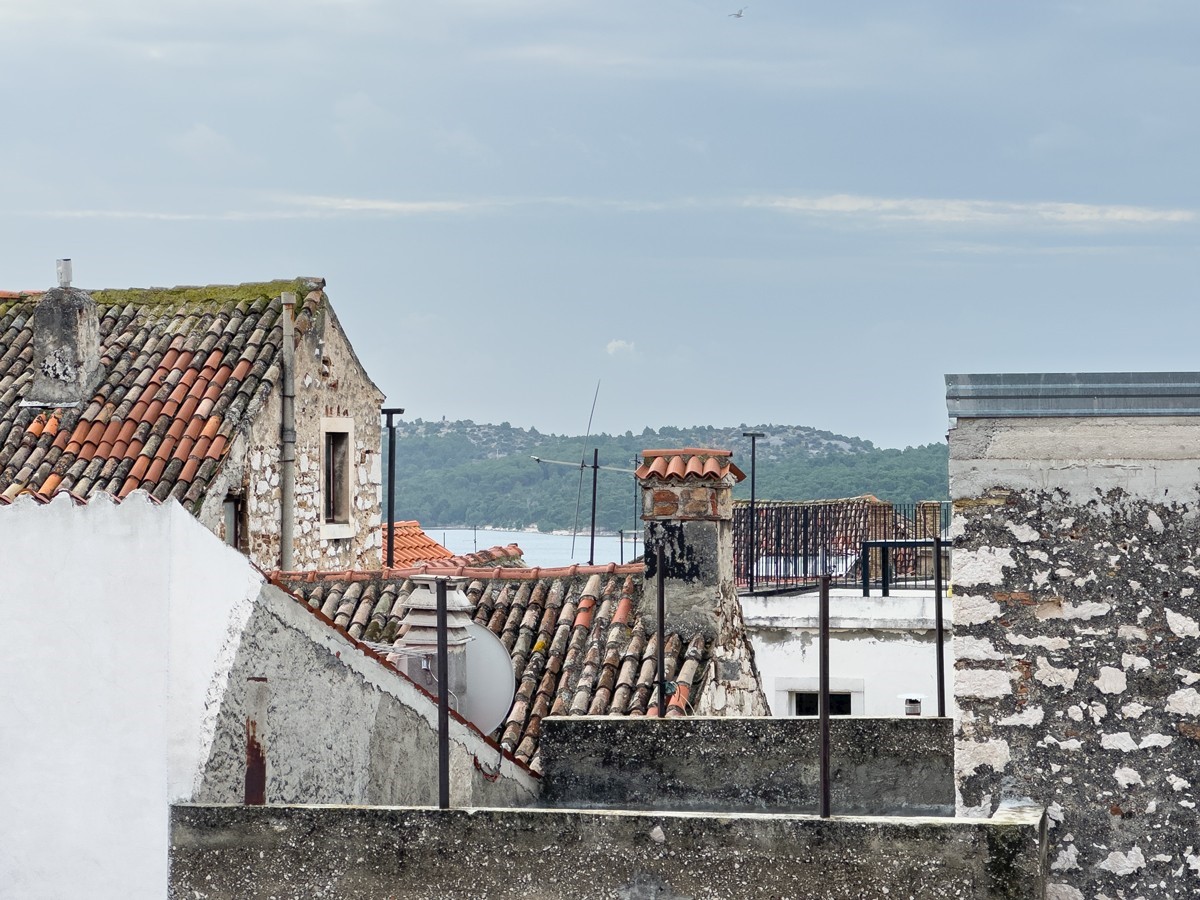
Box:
left=393, top=575, right=473, bottom=701
left=26, top=259, right=101, bottom=408
left=637, top=448, right=746, bottom=638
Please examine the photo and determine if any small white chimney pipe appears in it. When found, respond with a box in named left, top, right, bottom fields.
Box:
left=56, top=259, right=72, bottom=288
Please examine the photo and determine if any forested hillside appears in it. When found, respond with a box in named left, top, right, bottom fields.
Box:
left=383, top=420, right=948, bottom=533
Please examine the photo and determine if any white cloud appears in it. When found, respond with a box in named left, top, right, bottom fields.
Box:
left=744, top=193, right=1195, bottom=228
left=21, top=191, right=1197, bottom=232
left=277, top=194, right=494, bottom=215
left=606, top=339, right=634, bottom=356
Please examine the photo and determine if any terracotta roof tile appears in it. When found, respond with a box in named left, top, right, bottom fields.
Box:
left=0, top=278, right=327, bottom=510
left=635, top=447, right=746, bottom=483
left=273, top=562, right=713, bottom=774
left=385, top=521, right=455, bottom=567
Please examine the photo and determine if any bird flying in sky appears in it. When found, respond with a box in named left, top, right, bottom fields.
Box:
left=729, top=6, right=747, bottom=17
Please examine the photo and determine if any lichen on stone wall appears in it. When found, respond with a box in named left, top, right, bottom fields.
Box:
left=952, top=486, right=1200, bottom=899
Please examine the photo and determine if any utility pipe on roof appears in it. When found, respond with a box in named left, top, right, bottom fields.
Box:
left=279, top=292, right=297, bottom=572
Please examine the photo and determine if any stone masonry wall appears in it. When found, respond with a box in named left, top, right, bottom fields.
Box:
left=199, top=299, right=383, bottom=571
left=953, top=487, right=1200, bottom=900
left=693, top=573, right=771, bottom=715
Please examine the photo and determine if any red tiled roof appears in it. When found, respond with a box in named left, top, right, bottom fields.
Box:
left=0, top=279, right=325, bottom=509
left=387, top=521, right=454, bottom=566
left=273, top=562, right=709, bottom=773
left=635, top=448, right=746, bottom=483
left=448, top=542, right=526, bottom=568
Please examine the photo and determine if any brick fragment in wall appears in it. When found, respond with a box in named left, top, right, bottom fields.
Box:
left=951, top=488, right=1200, bottom=899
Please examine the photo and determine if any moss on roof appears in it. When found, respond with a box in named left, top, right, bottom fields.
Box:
left=89, top=278, right=324, bottom=309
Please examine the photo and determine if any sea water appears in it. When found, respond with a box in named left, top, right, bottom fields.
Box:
left=436, top=528, right=643, bottom=568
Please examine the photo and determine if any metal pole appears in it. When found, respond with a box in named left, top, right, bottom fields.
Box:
left=819, top=573, right=832, bottom=818
left=657, top=545, right=666, bottom=718
left=861, top=542, right=870, bottom=597
left=382, top=407, right=404, bottom=568
left=589, top=448, right=599, bottom=566
left=633, top=456, right=640, bottom=560
left=743, top=431, right=764, bottom=592
left=934, top=535, right=946, bottom=718
left=619, top=530, right=624, bottom=565
left=436, top=578, right=450, bottom=809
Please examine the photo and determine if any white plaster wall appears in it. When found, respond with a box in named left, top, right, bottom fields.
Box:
left=948, top=416, right=1200, bottom=504
left=0, top=493, right=258, bottom=900
left=743, top=589, right=957, bottom=718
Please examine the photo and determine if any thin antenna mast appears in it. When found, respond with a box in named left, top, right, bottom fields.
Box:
left=570, top=380, right=601, bottom=558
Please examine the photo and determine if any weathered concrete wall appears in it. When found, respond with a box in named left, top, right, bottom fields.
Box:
left=538, top=715, right=955, bottom=816
left=195, top=582, right=538, bottom=808
left=171, top=802, right=1047, bottom=900
left=199, top=296, right=384, bottom=572
left=950, top=416, right=1200, bottom=900
left=949, top=415, right=1200, bottom=505
left=743, top=589, right=957, bottom=718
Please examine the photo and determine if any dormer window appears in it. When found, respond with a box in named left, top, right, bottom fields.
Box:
left=321, top=417, right=355, bottom=539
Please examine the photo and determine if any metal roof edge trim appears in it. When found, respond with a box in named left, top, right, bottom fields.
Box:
left=946, top=372, right=1200, bottom=418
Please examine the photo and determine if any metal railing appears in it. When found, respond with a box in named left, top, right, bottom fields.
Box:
left=733, top=498, right=951, bottom=593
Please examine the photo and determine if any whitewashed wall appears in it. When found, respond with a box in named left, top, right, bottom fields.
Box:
left=0, top=491, right=537, bottom=900
left=743, top=589, right=957, bottom=719
left=0, top=493, right=257, bottom=900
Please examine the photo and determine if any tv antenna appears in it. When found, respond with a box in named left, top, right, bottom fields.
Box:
left=571, top=380, right=600, bottom=559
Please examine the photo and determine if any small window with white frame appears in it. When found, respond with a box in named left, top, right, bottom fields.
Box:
left=793, top=691, right=852, bottom=716
left=321, top=416, right=355, bottom=539
left=772, top=676, right=865, bottom=717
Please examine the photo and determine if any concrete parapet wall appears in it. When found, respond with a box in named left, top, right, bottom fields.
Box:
left=948, top=416, right=1200, bottom=504
left=538, top=715, right=954, bottom=816
left=170, top=802, right=1047, bottom=900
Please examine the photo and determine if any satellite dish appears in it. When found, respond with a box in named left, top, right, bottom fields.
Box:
left=461, top=622, right=516, bottom=734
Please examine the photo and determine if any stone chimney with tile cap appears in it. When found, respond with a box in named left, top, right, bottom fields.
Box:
left=26, top=261, right=101, bottom=408
left=637, top=448, right=768, bottom=715
left=637, top=448, right=745, bottom=638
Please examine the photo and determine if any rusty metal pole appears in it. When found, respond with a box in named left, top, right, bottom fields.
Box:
left=819, top=573, right=832, bottom=818
left=657, top=545, right=666, bottom=718
left=934, top=535, right=946, bottom=718
left=436, top=578, right=450, bottom=809
left=244, top=676, right=268, bottom=805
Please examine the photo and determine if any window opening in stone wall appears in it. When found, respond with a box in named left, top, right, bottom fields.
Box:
left=793, top=691, right=851, bottom=716
left=223, top=495, right=244, bottom=551
left=324, top=430, right=350, bottom=524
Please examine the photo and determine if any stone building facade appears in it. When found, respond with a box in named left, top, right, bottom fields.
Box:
left=0, top=275, right=384, bottom=572
left=198, top=289, right=384, bottom=570
left=946, top=373, right=1200, bottom=900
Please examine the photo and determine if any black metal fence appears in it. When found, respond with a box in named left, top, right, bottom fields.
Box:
left=733, top=499, right=951, bottom=593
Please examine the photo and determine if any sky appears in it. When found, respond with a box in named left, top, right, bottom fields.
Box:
left=1, top=1, right=1197, bottom=449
